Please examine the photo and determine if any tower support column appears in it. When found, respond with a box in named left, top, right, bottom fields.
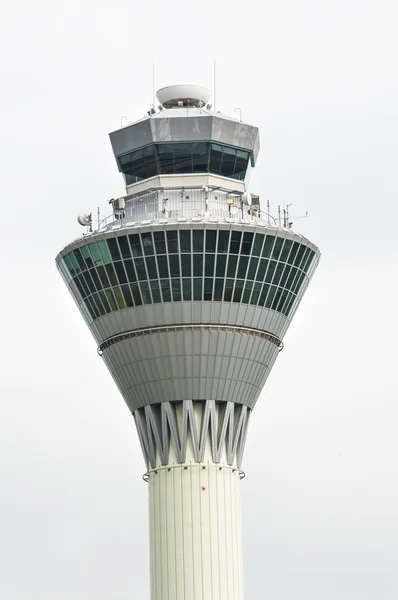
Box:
left=148, top=462, right=244, bottom=600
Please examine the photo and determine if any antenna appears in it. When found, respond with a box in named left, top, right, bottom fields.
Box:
left=213, top=59, right=217, bottom=112
left=152, top=61, right=156, bottom=112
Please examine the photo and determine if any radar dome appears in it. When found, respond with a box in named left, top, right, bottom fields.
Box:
left=156, top=84, right=212, bottom=108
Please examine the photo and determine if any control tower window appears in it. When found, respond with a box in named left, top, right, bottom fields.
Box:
left=120, top=146, right=157, bottom=184
left=118, top=142, right=250, bottom=183
left=158, top=142, right=208, bottom=175
left=209, top=144, right=249, bottom=180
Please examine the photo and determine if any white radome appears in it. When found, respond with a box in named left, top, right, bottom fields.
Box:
left=156, top=83, right=212, bottom=108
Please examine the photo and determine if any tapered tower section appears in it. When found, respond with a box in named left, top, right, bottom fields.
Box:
left=56, top=84, right=320, bottom=599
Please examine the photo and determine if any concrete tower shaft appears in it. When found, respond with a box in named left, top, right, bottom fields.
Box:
left=56, top=85, right=320, bottom=599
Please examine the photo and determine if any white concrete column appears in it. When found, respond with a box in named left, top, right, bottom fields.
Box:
left=148, top=462, right=244, bottom=600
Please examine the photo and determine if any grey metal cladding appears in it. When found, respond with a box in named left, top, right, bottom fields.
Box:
left=109, top=119, right=153, bottom=160
left=101, top=328, right=280, bottom=412
left=109, top=115, right=260, bottom=166
left=211, top=117, right=260, bottom=165
left=134, top=400, right=251, bottom=470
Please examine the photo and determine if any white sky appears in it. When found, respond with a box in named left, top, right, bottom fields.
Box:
left=1, top=1, right=398, bottom=598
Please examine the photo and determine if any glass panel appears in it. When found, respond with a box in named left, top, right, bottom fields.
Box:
left=265, top=261, right=277, bottom=283
left=82, top=271, right=96, bottom=294
left=73, top=248, right=86, bottom=271
left=292, top=271, right=306, bottom=295
left=242, top=281, right=253, bottom=304
left=171, top=279, right=181, bottom=301
left=73, top=276, right=85, bottom=299
left=107, top=237, right=121, bottom=261
left=88, top=243, right=102, bottom=266
left=213, top=278, right=224, bottom=300
left=114, top=261, right=127, bottom=285
left=284, top=293, right=296, bottom=316
left=113, top=286, right=126, bottom=309
left=237, top=255, right=249, bottom=279
left=272, top=238, right=284, bottom=260
left=205, top=230, right=216, bottom=252
left=209, top=143, right=223, bottom=174
left=241, top=232, right=253, bottom=256
left=129, top=234, right=142, bottom=257
left=157, top=255, right=169, bottom=278
left=204, top=278, right=213, bottom=300
left=89, top=294, right=103, bottom=317
left=179, top=230, right=191, bottom=253
left=247, top=257, right=259, bottom=280
left=59, top=258, right=72, bottom=281
left=220, top=145, right=236, bottom=177
left=272, top=263, right=284, bottom=286
left=280, top=264, right=292, bottom=288
left=97, top=240, right=112, bottom=264
left=229, top=231, right=242, bottom=254
left=258, top=283, right=270, bottom=306
left=105, top=264, right=118, bottom=287
left=96, top=265, right=110, bottom=288
left=160, top=279, right=171, bottom=302
left=181, top=254, right=191, bottom=277
left=280, top=239, right=293, bottom=263
left=303, top=250, right=315, bottom=273
left=182, top=278, right=192, bottom=300
left=141, top=232, right=154, bottom=256
left=80, top=246, right=94, bottom=269
left=293, top=243, right=306, bottom=268
left=83, top=298, right=96, bottom=321
left=124, top=259, right=137, bottom=282
left=99, top=290, right=111, bottom=313
left=166, top=230, right=178, bottom=254
left=277, top=289, right=289, bottom=313
left=134, top=258, right=147, bottom=281
left=193, top=254, right=203, bottom=277
left=252, top=233, right=264, bottom=256
left=265, top=286, right=277, bottom=309
left=217, top=231, right=229, bottom=253
left=216, top=254, right=227, bottom=277
left=169, top=255, right=180, bottom=277
left=204, top=254, right=215, bottom=277
left=227, top=255, right=238, bottom=278
left=233, top=280, right=244, bottom=302
left=286, top=266, right=298, bottom=289
left=140, top=281, right=152, bottom=304
left=146, top=256, right=158, bottom=279
left=301, top=248, right=313, bottom=272
left=262, top=235, right=275, bottom=258
left=69, top=252, right=82, bottom=276
left=256, top=258, right=268, bottom=281
left=193, top=278, right=202, bottom=300
left=121, top=284, right=134, bottom=307
left=130, top=283, right=142, bottom=305
left=90, top=268, right=103, bottom=291
left=118, top=236, right=131, bottom=259
left=224, top=279, right=234, bottom=301
left=105, top=289, right=118, bottom=311
left=154, top=231, right=166, bottom=254
left=288, top=241, right=300, bottom=265
left=76, top=273, right=89, bottom=297
left=250, top=282, right=262, bottom=305
left=193, top=230, right=204, bottom=252
left=86, top=296, right=100, bottom=319
left=150, top=280, right=161, bottom=303
left=271, top=287, right=282, bottom=311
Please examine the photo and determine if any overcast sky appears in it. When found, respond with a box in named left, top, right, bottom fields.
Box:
left=1, top=0, right=398, bottom=598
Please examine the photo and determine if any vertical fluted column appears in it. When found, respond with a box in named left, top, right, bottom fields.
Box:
left=148, top=463, right=243, bottom=600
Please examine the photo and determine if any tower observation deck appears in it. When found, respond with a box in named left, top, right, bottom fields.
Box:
left=56, top=83, right=320, bottom=599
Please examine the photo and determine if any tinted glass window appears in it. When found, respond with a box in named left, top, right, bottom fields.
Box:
left=179, top=230, right=191, bottom=253
left=129, top=234, right=142, bottom=257
left=166, top=230, right=178, bottom=254
left=205, top=230, right=216, bottom=252
left=141, top=232, right=154, bottom=256
left=154, top=231, right=166, bottom=254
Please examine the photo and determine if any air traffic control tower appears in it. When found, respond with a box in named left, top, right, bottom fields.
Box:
left=56, top=84, right=320, bottom=599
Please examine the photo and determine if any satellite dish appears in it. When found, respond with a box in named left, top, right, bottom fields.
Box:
left=230, top=206, right=239, bottom=215
left=242, top=192, right=252, bottom=206
left=77, top=213, right=92, bottom=227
